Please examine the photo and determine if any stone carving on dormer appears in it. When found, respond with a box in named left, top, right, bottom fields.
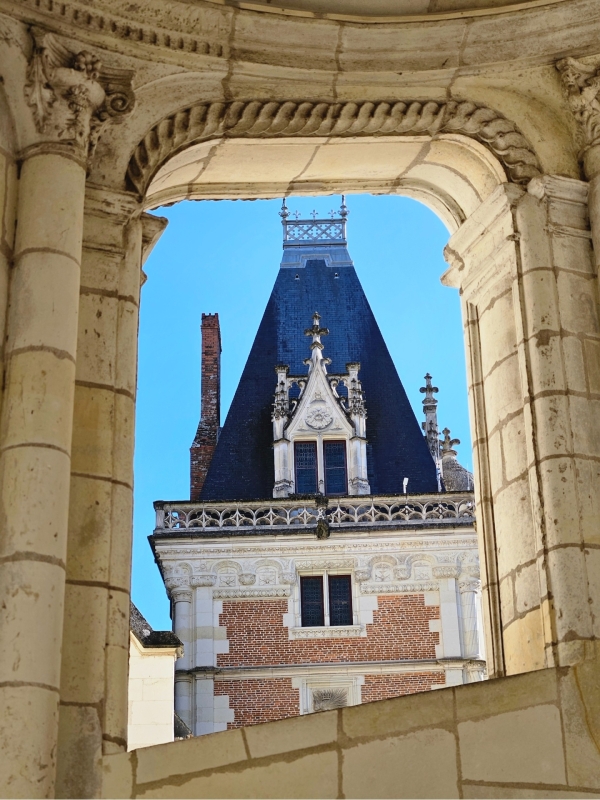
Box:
left=24, top=28, right=134, bottom=157
left=557, top=57, right=600, bottom=151
left=271, top=313, right=370, bottom=498
left=238, top=573, right=256, bottom=586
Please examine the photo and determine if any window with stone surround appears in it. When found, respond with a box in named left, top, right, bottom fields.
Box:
left=300, top=574, right=353, bottom=627
left=294, top=441, right=318, bottom=494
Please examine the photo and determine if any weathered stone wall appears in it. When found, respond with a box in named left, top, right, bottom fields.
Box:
left=1, top=0, right=600, bottom=795
left=102, top=650, right=600, bottom=798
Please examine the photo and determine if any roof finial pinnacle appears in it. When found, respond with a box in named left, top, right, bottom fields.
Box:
left=340, top=195, right=349, bottom=219
left=279, top=198, right=289, bottom=220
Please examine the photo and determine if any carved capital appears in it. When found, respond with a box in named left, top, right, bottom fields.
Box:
left=458, top=579, right=480, bottom=593
left=190, top=574, right=216, bottom=588
left=557, top=57, right=600, bottom=153
left=24, top=28, right=134, bottom=158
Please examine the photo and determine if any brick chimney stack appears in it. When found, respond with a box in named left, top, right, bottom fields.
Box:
left=190, top=313, right=221, bottom=501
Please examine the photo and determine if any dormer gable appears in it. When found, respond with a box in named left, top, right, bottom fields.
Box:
left=271, top=313, right=370, bottom=498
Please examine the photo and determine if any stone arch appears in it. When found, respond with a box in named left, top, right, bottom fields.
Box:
left=124, top=98, right=541, bottom=232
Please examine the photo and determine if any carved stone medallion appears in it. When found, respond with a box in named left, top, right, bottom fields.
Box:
left=305, top=406, right=333, bottom=430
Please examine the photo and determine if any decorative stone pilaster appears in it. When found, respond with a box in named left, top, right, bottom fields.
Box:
left=444, top=177, right=600, bottom=676
left=458, top=579, right=481, bottom=660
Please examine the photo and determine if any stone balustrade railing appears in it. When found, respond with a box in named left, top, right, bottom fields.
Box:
left=153, top=493, right=475, bottom=533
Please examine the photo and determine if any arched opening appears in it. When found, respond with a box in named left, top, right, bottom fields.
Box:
left=127, top=128, right=516, bottom=738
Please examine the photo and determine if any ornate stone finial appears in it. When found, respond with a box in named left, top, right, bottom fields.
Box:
left=440, top=427, right=460, bottom=456
left=440, top=428, right=474, bottom=492
left=24, top=28, right=135, bottom=158
left=279, top=199, right=290, bottom=220
left=420, top=373, right=441, bottom=473
left=557, top=57, right=600, bottom=151
left=340, top=195, right=349, bottom=219
left=304, top=312, right=330, bottom=371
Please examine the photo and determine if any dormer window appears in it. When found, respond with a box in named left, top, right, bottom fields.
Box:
left=294, top=442, right=318, bottom=493
left=271, top=313, right=370, bottom=499
left=293, top=440, right=348, bottom=496
left=324, top=441, right=347, bottom=495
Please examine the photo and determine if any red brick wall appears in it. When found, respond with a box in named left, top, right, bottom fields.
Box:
left=361, top=673, right=446, bottom=703
left=217, top=595, right=439, bottom=667
left=190, top=313, right=221, bottom=500
left=215, top=678, right=299, bottom=728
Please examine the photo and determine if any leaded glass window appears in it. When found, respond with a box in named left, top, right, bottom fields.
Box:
left=295, top=441, right=317, bottom=494
left=324, top=440, right=347, bottom=495
left=328, top=575, right=353, bottom=625
left=300, top=576, right=325, bottom=627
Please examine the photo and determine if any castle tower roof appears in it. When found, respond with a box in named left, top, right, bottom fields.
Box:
left=200, top=200, right=439, bottom=500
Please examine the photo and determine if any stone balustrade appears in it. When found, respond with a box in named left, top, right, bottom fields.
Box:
left=153, top=493, right=475, bottom=533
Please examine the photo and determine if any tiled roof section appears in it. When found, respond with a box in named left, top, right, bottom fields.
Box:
left=201, top=245, right=439, bottom=500
left=130, top=602, right=182, bottom=648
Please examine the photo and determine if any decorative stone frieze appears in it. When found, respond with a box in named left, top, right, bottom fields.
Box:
left=127, top=100, right=542, bottom=194
left=190, top=575, right=217, bottom=587
left=361, top=581, right=440, bottom=594
left=289, top=625, right=365, bottom=640
left=24, top=28, right=134, bottom=157
left=213, top=587, right=291, bottom=599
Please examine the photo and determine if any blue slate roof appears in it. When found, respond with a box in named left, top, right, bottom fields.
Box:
left=200, top=233, right=439, bottom=501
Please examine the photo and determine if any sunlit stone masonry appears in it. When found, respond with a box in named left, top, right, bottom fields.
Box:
left=3, top=0, right=600, bottom=796
left=151, top=206, right=482, bottom=734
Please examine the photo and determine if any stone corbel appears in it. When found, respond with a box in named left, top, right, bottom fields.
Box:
left=24, top=27, right=135, bottom=159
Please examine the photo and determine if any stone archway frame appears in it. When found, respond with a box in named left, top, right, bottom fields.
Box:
left=126, top=99, right=542, bottom=198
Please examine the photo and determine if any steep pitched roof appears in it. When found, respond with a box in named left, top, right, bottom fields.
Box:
left=201, top=229, right=439, bottom=501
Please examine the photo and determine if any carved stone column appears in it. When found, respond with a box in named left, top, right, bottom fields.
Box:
left=458, top=579, right=481, bottom=660
left=170, top=585, right=194, bottom=731
left=444, top=177, right=600, bottom=677
left=0, top=29, right=136, bottom=799
left=56, top=193, right=165, bottom=797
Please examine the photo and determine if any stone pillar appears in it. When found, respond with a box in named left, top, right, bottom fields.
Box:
left=56, top=191, right=165, bottom=797
left=171, top=586, right=194, bottom=730
left=0, top=145, right=85, bottom=797
left=444, top=177, right=600, bottom=676
left=458, top=579, right=481, bottom=659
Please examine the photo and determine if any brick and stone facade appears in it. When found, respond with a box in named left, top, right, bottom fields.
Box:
left=153, top=208, right=482, bottom=735
left=152, top=504, right=484, bottom=734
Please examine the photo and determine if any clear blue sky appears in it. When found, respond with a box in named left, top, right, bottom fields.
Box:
left=132, top=195, right=472, bottom=630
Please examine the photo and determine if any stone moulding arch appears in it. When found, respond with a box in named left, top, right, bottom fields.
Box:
left=126, top=99, right=542, bottom=197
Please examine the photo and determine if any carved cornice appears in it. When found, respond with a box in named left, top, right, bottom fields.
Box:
left=24, top=28, right=134, bottom=159
left=557, top=57, right=600, bottom=152
left=361, top=581, right=439, bottom=594
left=127, top=99, right=542, bottom=195
left=213, top=587, right=291, bottom=599
left=13, top=0, right=225, bottom=61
